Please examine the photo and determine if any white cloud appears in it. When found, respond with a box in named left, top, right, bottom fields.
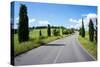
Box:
left=69, top=13, right=97, bottom=29
left=14, top=17, right=51, bottom=28
left=69, top=18, right=78, bottom=23
left=69, top=18, right=82, bottom=29
left=82, top=13, right=97, bottom=28
left=14, top=17, right=36, bottom=28
left=69, top=18, right=88, bottom=29
left=15, top=17, right=19, bottom=24
left=29, top=18, right=36, bottom=27
left=15, top=17, right=19, bottom=21
left=38, top=20, right=50, bottom=26
left=82, top=13, right=97, bottom=19
left=70, top=25, right=74, bottom=28
left=15, top=17, right=36, bottom=23
left=29, top=18, right=36, bottom=23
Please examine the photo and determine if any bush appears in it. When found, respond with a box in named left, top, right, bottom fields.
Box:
left=62, top=30, right=69, bottom=35
left=53, top=29, right=60, bottom=36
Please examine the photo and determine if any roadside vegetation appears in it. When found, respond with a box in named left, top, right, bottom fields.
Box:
left=14, top=28, right=74, bottom=56
left=78, top=18, right=97, bottom=59
left=78, top=32, right=97, bottom=59
left=12, top=4, right=76, bottom=56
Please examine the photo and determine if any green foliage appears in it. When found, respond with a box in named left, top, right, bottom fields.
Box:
left=62, top=28, right=74, bottom=35
left=47, top=24, right=51, bottom=36
left=18, top=4, right=29, bottom=43
left=62, top=30, right=69, bottom=35
left=53, top=29, right=60, bottom=36
left=89, top=19, right=94, bottom=41
left=14, top=31, right=62, bottom=56
left=78, top=32, right=97, bottom=59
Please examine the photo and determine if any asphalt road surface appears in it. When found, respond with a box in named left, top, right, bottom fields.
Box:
left=15, top=32, right=95, bottom=66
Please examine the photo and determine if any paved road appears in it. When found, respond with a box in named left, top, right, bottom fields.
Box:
left=15, top=32, right=95, bottom=66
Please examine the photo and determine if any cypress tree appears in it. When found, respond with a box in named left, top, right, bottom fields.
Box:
left=47, top=24, right=51, bottom=36
left=89, top=19, right=94, bottom=41
left=18, top=4, right=29, bottom=43
left=81, top=18, right=85, bottom=37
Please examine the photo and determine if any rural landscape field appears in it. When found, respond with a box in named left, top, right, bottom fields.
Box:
left=11, top=1, right=97, bottom=66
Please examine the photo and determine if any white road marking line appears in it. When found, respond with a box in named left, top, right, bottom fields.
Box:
left=53, top=46, right=64, bottom=63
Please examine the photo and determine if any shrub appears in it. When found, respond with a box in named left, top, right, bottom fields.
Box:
left=53, top=29, right=60, bottom=36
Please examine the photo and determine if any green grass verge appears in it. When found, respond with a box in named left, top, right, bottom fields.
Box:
left=14, top=28, right=70, bottom=56
left=78, top=32, right=97, bottom=59
left=14, top=35, right=67, bottom=56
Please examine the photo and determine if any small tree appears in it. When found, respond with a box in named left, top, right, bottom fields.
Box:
left=89, top=19, right=94, bottom=41
left=62, top=30, right=69, bottom=35
left=47, top=24, right=51, bottom=36
left=18, top=4, right=29, bottom=43
left=81, top=18, right=85, bottom=37
left=53, top=29, right=60, bottom=36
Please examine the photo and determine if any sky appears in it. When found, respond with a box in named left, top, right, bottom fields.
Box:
left=12, top=1, right=97, bottom=30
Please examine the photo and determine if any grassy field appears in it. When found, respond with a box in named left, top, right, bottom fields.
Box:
left=78, top=32, right=97, bottom=59
left=14, top=28, right=66, bottom=56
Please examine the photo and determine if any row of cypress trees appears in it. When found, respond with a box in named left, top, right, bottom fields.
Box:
left=18, top=4, right=97, bottom=43
left=79, top=18, right=97, bottom=42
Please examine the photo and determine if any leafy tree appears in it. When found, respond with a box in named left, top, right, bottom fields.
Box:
left=81, top=18, right=85, bottom=37
left=62, top=30, right=69, bottom=35
left=53, top=29, right=60, bottom=36
left=89, top=19, right=94, bottom=41
left=18, top=4, right=29, bottom=43
left=47, top=24, right=51, bottom=36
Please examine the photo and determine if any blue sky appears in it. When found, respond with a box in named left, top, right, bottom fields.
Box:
left=13, top=1, right=97, bottom=29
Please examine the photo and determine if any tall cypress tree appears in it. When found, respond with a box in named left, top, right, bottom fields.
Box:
left=89, top=19, right=94, bottom=41
left=47, top=24, right=51, bottom=36
left=18, top=4, right=29, bottom=43
left=81, top=18, right=85, bottom=37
